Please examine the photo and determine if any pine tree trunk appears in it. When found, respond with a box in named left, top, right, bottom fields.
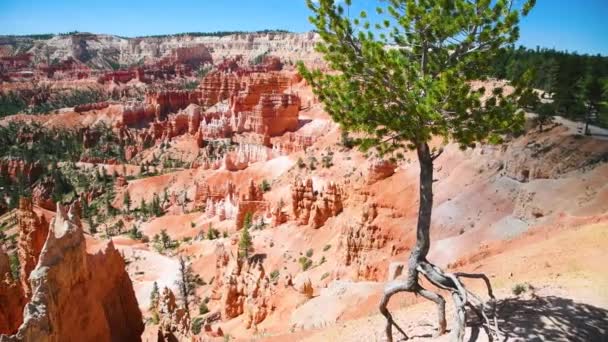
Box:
left=404, top=142, right=434, bottom=286
left=380, top=142, right=498, bottom=342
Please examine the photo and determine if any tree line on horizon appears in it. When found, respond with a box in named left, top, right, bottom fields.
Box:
left=0, top=29, right=293, bottom=40
left=492, top=45, right=608, bottom=127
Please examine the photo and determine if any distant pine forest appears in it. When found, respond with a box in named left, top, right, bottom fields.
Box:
left=492, top=46, right=608, bottom=127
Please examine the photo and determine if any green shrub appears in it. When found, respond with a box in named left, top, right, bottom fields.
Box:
left=298, top=256, right=313, bottom=271
left=260, top=179, right=271, bottom=192
left=512, top=283, right=533, bottom=296
left=199, top=302, right=209, bottom=315
left=270, top=270, right=280, bottom=282
left=191, top=316, right=204, bottom=335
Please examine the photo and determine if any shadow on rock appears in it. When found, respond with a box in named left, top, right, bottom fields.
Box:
left=469, top=295, right=608, bottom=342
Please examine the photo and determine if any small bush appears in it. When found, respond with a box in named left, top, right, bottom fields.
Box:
left=298, top=256, right=313, bottom=271
left=323, top=244, right=331, bottom=252
left=512, top=283, right=533, bottom=296
left=320, top=272, right=330, bottom=280
left=199, top=302, right=209, bottom=315
left=308, top=156, right=318, bottom=170
left=191, top=316, right=204, bottom=335
left=297, top=157, right=306, bottom=169
left=260, top=179, right=271, bottom=192
left=151, top=310, right=160, bottom=325
left=306, top=248, right=314, bottom=258
left=321, top=150, right=334, bottom=168
left=270, top=269, right=280, bottom=282
left=340, top=131, right=356, bottom=149
left=207, top=227, right=220, bottom=240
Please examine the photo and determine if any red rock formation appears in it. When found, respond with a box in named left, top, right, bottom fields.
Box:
left=145, top=90, right=202, bottom=118
left=293, top=276, right=313, bottom=299
left=270, top=201, right=288, bottom=227
left=154, top=287, right=191, bottom=342
left=194, top=181, right=236, bottom=209
left=341, top=203, right=389, bottom=281
left=115, top=175, right=128, bottom=189
left=367, top=159, right=396, bottom=184
left=291, top=179, right=343, bottom=228
left=258, top=56, right=283, bottom=72
left=97, top=70, right=137, bottom=84
left=1, top=203, right=144, bottom=341
left=0, top=247, right=26, bottom=335
left=246, top=93, right=300, bottom=137
left=213, top=254, right=274, bottom=329
left=200, top=72, right=242, bottom=107
left=229, top=73, right=292, bottom=113
left=0, top=54, right=32, bottom=71
left=74, top=102, right=109, bottom=113
left=234, top=180, right=268, bottom=230
left=31, top=179, right=56, bottom=211
left=120, top=103, right=157, bottom=126
left=38, top=57, right=90, bottom=80
left=17, top=198, right=49, bottom=298
left=271, top=132, right=314, bottom=154
left=291, top=178, right=316, bottom=226
left=162, top=45, right=213, bottom=67
left=0, top=159, right=43, bottom=185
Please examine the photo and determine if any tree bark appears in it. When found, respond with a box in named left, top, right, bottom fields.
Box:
left=404, top=142, right=434, bottom=286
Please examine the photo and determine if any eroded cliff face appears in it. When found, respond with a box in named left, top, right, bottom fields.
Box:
left=0, top=248, right=25, bottom=335
left=0, top=203, right=144, bottom=342
left=14, top=32, right=320, bottom=70
left=215, top=255, right=275, bottom=329
left=16, top=198, right=49, bottom=299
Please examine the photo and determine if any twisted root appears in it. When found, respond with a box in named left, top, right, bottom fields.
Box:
left=379, top=261, right=499, bottom=342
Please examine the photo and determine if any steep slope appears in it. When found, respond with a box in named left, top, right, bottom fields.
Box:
left=0, top=203, right=144, bottom=342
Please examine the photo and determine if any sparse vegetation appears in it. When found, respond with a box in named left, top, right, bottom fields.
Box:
left=199, top=302, right=209, bottom=315
left=191, top=316, right=204, bottom=335
left=512, top=282, right=534, bottom=296
left=260, top=179, right=271, bottom=192
left=238, top=218, right=253, bottom=259
left=270, top=270, right=280, bottom=282
left=153, top=229, right=178, bottom=252
left=306, top=248, right=314, bottom=258
left=9, top=252, right=20, bottom=281
left=206, top=225, right=220, bottom=240
left=298, top=256, right=313, bottom=271
left=176, top=255, right=203, bottom=312
left=297, top=157, right=306, bottom=169
left=321, top=149, right=334, bottom=168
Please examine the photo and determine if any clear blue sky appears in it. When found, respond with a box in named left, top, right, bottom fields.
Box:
left=0, top=0, right=606, bottom=55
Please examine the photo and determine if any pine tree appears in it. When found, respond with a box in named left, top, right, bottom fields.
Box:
left=299, top=1, right=535, bottom=340
left=176, top=256, right=202, bottom=312
left=149, top=281, right=160, bottom=310
left=160, top=229, right=171, bottom=250
left=140, top=198, right=148, bottom=215
left=123, top=190, right=131, bottom=212
left=238, top=215, right=253, bottom=260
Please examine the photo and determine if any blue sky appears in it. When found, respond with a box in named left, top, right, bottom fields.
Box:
left=0, top=0, right=606, bottom=55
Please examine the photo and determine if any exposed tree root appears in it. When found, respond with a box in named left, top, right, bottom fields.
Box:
left=379, top=260, right=500, bottom=342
